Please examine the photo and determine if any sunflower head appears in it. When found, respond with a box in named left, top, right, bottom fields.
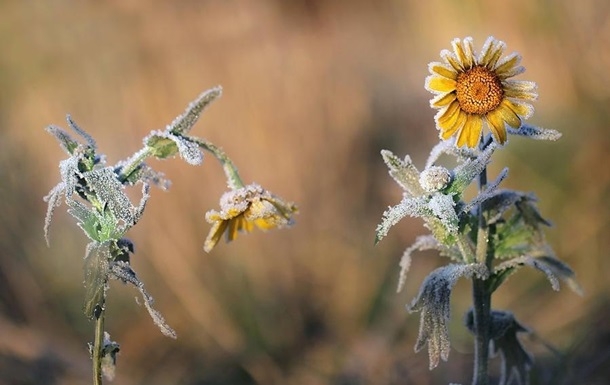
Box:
left=425, top=37, right=537, bottom=148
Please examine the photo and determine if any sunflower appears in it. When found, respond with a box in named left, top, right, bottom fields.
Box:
left=425, top=36, right=537, bottom=148
left=203, top=183, right=297, bottom=252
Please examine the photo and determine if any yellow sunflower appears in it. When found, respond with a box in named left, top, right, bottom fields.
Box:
left=203, top=183, right=297, bottom=252
left=425, top=36, right=537, bottom=148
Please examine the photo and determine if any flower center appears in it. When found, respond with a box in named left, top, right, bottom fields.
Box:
left=455, top=66, right=504, bottom=115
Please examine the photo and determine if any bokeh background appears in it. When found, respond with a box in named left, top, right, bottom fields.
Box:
left=1, top=1, right=609, bottom=384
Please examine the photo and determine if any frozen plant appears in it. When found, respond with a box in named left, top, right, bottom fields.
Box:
left=375, top=37, right=581, bottom=385
left=43, top=87, right=297, bottom=384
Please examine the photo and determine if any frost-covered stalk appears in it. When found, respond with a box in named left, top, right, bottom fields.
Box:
left=376, top=37, right=581, bottom=385
left=43, top=87, right=297, bottom=383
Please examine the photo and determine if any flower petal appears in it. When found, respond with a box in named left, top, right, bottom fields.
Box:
left=505, top=99, right=534, bottom=120
left=503, top=80, right=538, bottom=101
left=426, top=75, right=457, bottom=94
left=437, top=100, right=461, bottom=126
left=429, top=62, right=458, bottom=80
left=441, top=49, right=463, bottom=72
left=494, top=52, right=522, bottom=76
left=431, top=92, right=457, bottom=108
left=441, top=110, right=467, bottom=140
left=486, top=109, right=508, bottom=144
left=456, top=114, right=483, bottom=148
left=204, top=220, right=229, bottom=252
left=452, top=37, right=474, bottom=69
left=479, top=37, right=506, bottom=69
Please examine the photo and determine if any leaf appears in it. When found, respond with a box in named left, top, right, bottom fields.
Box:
left=380, top=150, right=425, bottom=196
left=83, top=242, right=111, bottom=318
left=397, top=235, right=462, bottom=293
left=375, top=196, right=428, bottom=244
left=461, top=167, right=509, bottom=215
left=507, top=123, right=562, bottom=141
left=45, top=125, right=79, bottom=155
left=167, top=86, right=223, bottom=135
left=492, top=254, right=581, bottom=294
left=43, top=182, right=66, bottom=245
left=84, top=168, right=136, bottom=226
left=66, top=115, right=97, bottom=149
left=145, top=132, right=179, bottom=159
left=110, top=261, right=177, bottom=338
left=66, top=199, right=102, bottom=241
left=408, top=263, right=488, bottom=370
left=145, top=131, right=203, bottom=165
left=445, top=143, right=497, bottom=195
left=465, top=309, right=533, bottom=385
left=425, top=140, right=477, bottom=169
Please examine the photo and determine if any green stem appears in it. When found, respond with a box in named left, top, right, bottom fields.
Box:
left=471, top=135, right=493, bottom=385
left=92, top=307, right=105, bottom=385
left=118, top=146, right=155, bottom=182
left=188, top=137, right=245, bottom=189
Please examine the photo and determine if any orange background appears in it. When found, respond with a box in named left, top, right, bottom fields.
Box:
left=1, top=1, right=609, bottom=384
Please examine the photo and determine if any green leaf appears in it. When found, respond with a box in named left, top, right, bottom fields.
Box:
left=146, top=134, right=179, bottom=159
left=83, top=242, right=111, bottom=318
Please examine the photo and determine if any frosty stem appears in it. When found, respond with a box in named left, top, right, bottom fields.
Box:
left=471, top=136, right=494, bottom=385
left=92, top=306, right=105, bottom=385
left=188, top=137, right=245, bottom=190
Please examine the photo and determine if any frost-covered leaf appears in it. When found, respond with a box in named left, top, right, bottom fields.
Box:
left=397, top=235, right=462, bottom=293
left=145, top=131, right=203, bottom=165
left=425, top=140, right=477, bottom=169
left=381, top=150, right=425, bottom=196
left=462, top=167, right=509, bottom=215
left=66, top=115, right=97, bottom=149
left=46, top=125, right=79, bottom=155
left=428, top=194, right=459, bottom=234
left=167, top=86, right=222, bottom=135
left=445, top=143, right=497, bottom=195
left=145, top=131, right=179, bottom=159
left=43, top=182, right=66, bottom=245
left=375, top=196, right=428, bottom=244
left=110, top=261, right=177, bottom=338
left=465, top=309, right=533, bottom=385
left=66, top=199, right=102, bottom=241
left=491, top=254, right=581, bottom=294
left=83, top=242, right=111, bottom=318
left=480, top=190, right=534, bottom=225
left=507, top=123, right=562, bottom=141
left=84, top=168, right=135, bottom=226
left=515, top=196, right=552, bottom=236
left=408, top=263, right=488, bottom=369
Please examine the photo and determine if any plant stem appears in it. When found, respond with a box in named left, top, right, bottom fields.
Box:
left=92, top=307, right=105, bottom=385
left=471, top=136, right=493, bottom=385
left=188, top=137, right=245, bottom=189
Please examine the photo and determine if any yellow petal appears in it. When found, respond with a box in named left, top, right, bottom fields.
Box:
left=441, top=110, right=467, bottom=140
left=498, top=100, right=526, bottom=127
left=451, top=38, right=472, bottom=69
left=479, top=37, right=505, bottom=69
left=429, top=62, right=457, bottom=80
left=494, top=52, right=521, bottom=75
left=504, top=99, right=534, bottom=120
left=441, top=49, right=463, bottom=72
left=426, top=75, right=457, bottom=93
left=431, top=92, right=456, bottom=108
left=486, top=109, right=508, bottom=144
left=503, top=80, right=538, bottom=101
left=437, top=100, right=461, bottom=126
left=204, top=220, right=229, bottom=252
left=457, top=114, right=483, bottom=148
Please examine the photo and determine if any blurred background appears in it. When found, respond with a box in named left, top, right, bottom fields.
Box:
left=1, top=0, right=609, bottom=384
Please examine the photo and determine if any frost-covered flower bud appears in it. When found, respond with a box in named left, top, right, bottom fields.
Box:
left=419, top=166, right=452, bottom=192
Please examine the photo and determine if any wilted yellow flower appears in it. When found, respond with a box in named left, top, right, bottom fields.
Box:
left=203, top=183, right=297, bottom=252
left=425, top=37, right=537, bottom=148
